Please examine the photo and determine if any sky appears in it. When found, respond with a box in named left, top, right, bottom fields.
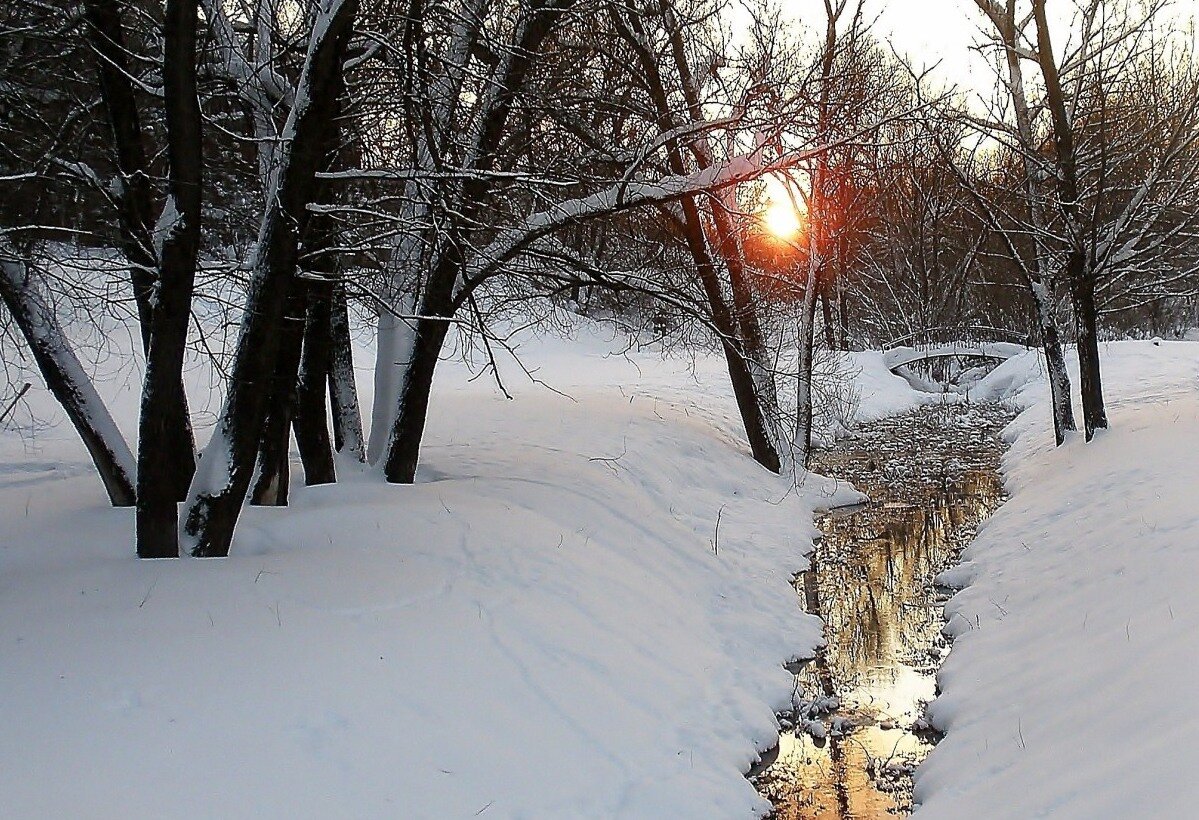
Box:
left=777, top=0, right=1199, bottom=102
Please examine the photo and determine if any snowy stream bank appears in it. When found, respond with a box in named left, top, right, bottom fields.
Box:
left=5, top=318, right=1196, bottom=818
left=2, top=324, right=870, bottom=818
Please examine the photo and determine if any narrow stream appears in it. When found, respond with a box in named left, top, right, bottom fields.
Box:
left=752, top=401, right=1013, bottom=818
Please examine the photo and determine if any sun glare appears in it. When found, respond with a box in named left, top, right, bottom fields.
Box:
left=762, top=198, right=801, bottom=239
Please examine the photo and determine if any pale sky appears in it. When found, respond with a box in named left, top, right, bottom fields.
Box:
left=776, top=0, right=1199, bottom=102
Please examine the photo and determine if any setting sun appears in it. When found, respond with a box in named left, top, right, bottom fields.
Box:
left=762, top=198, right=801, bottom=239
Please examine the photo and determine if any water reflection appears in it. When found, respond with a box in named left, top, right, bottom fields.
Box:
left=753, top=403, right=1011, bottom=819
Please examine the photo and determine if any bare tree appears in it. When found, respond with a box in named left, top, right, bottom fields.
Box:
left=967, top=0, right=1079, bottom=444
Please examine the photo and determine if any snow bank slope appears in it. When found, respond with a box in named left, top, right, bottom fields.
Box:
left=915, top=341, right=1199, bottom=819
left=0, top=326, right=853, bottom=818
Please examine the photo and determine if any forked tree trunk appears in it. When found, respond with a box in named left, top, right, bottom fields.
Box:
left=182, top=0, right=358, bottom=557
left=623, top=16, right=781, bottom=472
left=0, top=252, right=136, bottom=506
left=971, top=0, right=1077, bottom=446
left=86, top=0, right=198, bottom=497
left=380, top=0, right=576, bottom=482
left=289, top=104, right=342, bottom=486
left=136, top=0, right=203, bottom=558
left=1033, top=0, right=1105, bottom=441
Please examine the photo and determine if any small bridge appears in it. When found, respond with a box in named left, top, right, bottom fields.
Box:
left=883, top=326, right=1034, bottom=382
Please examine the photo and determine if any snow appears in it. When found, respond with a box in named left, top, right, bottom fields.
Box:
left=882, top=341, right=1027, bottom=370
left=914, top=340, right=1199, bottom=818
left=0, top=253, right=136, bottom=484
left=1, top=316, right=875, bottom=817
left=845, top=349, right=951, bottom=423
left=15, top=252, right=1196, bottom=817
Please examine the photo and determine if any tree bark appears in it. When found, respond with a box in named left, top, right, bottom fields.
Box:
left=82, top=0, right=157, bottom=350
left=380, top=0, right=580, bottom=483
left=680, top=200, right=781, bottom=473
left=0, top=252, right=136, bottom=506
left=294, top=279, right=337, bottom=484
left=328, top=281, right=366, bottom=461
left=820, top=281, right=836, bottom=350
left=1072, top=273, right=1108, bottom=439
left=704, top=195, right=785, bottom=463
left=290, top=99, right=342, bottom=486
left=794, top=251, right=821, bottom=469
left=182, top=0, right=358, bottom=557
left=1033, top=0, right=1106, bottom=439
left=610, top=9, right=780, bottom=472
left=972, top=0, right=1077, bottom=444
left=1028, top=279, right=1076, bottom=446
left=382, top=249, right=457, bottom=483
left=250, top=279, right=308, bottom=505
left=136, top=0, right=203, bottom=558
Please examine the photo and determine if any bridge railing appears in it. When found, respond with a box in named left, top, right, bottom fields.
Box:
left=883, top=326, right=1035, bottom=351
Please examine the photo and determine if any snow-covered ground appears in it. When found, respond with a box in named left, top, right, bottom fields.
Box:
left=915, top=340, right=1199, bottom=818
left=2, top=318, right=879, bottom=818
left=6, top=296, right=1196, bottom=818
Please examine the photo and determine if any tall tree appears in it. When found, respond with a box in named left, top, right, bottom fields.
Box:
left=183, top=0, right=360, bottom=557
left=136, top=0, right=204, bottom=557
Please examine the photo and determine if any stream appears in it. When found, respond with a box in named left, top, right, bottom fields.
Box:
left=751, top=401, right=1014, bottom=818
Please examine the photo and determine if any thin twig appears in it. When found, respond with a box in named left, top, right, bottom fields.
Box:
left=0, top=382, right=31, bottom=425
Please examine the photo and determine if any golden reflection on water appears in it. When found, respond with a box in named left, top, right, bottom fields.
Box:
left=754, top=404, right=1010, bottom=819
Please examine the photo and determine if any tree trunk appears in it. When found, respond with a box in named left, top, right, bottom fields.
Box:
left=294, top=279, right=337, bottom=484
left=975, top=0, right=1077, bottom=446
left=820, top=281, right=836, bottom=350
left=0, top=252, right=136, bottom=506
left=679, top=197, right=781, bottom=473
left=1034, top=0, right=1105, bottom=441
left=182, top=0, right=358, bottom=557
left=82, top=0, right=157, bottom=349
left=610, top=11, right=780, bottom=472
left=720, top=335, right=781, bottom=473
left=250, top=279, right=308, bottom=505
left=289, top=89, right=342, bottom=486
left=1030, top=279, right=1077, bottom=445
left=1072, top=271, right=1108, bottom=440
left=794, top=245, right=821, bottom=469
left=381, top=310, right=451, bottom=484
left=381, top=239, right=462, bottom=485
left=837, top=231, right=849, bottom=348
left=705, top=197, right=785, bottom=461
left=135, top=0, right=203, bottom=558
left=328, top=281, right=366, bottom=461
